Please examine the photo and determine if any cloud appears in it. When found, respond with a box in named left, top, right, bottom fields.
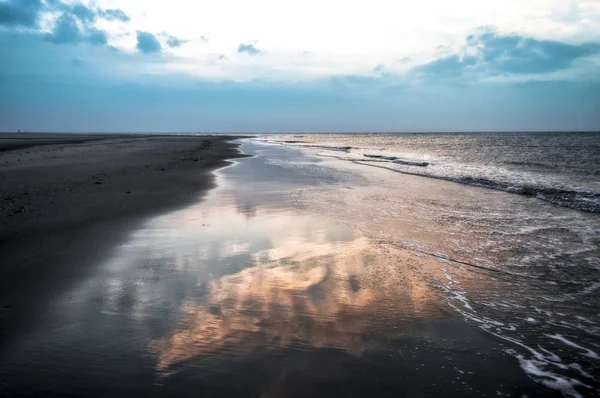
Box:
left=59, top=3, right=131, bottom=26
left=69, top=3, right=95, bottom=23
left=0, top=0, right=44, bottom=27
left=417, top=30, right=600, bottom=78
left=60, top=3, right=130, bottom=24
left=44, top=12, right=107, bottom=45
left=417, top=54, right=475, bottom=77
left=474, top=32, right=599, bottom=74
left=45, top=14, right=80, bottom=43
left=1, top=1, right=128, bottom=49
left=373, top=64, right=385, bottom=72
left=87, top=28, right=108, bottom=45
left=237, top=43, right=261, bottom=56
left=166, top=35, right=186, bottom=48
left=2, top=32, right=599, bottom=132
left=99, top=8, right=130, bottom=22
left=136, top=31, right=161, bottom=54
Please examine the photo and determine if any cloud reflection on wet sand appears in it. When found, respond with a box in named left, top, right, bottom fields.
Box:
left=149, top=196, right=442, bottom=375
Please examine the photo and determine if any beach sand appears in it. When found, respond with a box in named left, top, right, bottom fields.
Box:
left=0, top=136, right=576, bottom=397
left=0, top=134, right=248, bottom=342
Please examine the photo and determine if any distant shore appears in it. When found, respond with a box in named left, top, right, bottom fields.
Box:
left=0, top=133, right=249, bottom=341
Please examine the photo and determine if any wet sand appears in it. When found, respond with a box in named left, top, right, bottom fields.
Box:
left=0, top=133, right=248, bottom=343
left=0, top=138, right=564, bottom=397
left=0, top=133, right=133, bottom=152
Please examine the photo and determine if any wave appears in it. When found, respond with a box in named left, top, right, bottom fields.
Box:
left=431, top=261, right=600, bottom=398
left=304, top=144, right=352, bottom=152
left=268, top=138, right=600, bottom=213
left=504, top=161, right=556, bottom=170
left=363, top=154, right=430, bottom=167
left=352, top=160, right=600, bottom=214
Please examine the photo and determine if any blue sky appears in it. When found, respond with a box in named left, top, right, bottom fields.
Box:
left=1, top=0, right=599, bottom=132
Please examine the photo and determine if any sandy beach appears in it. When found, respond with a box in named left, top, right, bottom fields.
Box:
left=0, top=134, right=248, bottom=343
left=1, top=134, right=597, bottom=397
left=3, top=0, right=598, bottom=395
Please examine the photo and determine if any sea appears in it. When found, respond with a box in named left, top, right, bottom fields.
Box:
left=1, top=132, right=598, bottom=397
left=267, top=132, right=600, bottom=213
left=262, top=132, right=600, bottom=397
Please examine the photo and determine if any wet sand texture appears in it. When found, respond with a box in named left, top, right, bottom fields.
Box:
left=0, top=134, right=249, bottom=341
left=0, top=138, right=560, bottom=397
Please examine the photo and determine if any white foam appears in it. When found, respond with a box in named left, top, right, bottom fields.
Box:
left=575, top=316, right=595, bottom=324
left=513, top=353, right=590, bottom=398
left=546, top=334, right=600, bottom=360
left=433, top=268, right=595, bottom=398
left=568, top=363, right=595, bottom=380
left=554, top=320, right=600, bottom=337
left=439, top=266, right=474, bottom=311
left=580, top=282, right=600, bottom=296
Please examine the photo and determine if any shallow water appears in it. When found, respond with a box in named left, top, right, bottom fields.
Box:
left=269, top=132, right=600, bottom=213
left=266, top=135, right=600, bottom=397
left=0, top=140, right=564, bottom=397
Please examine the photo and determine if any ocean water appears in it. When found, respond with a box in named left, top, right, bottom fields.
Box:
left=269, top=132, right=600, bottom=213
left=265, top=133, right=600, bottom=397
left=2, top=136, right=598, bottom=397
left=2, top=141, right=554, bottom=397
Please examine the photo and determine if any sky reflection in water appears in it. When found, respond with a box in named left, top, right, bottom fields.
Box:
left=1, top=141, right=553, bottom=397
left=88, top=143, right=441, bottom=376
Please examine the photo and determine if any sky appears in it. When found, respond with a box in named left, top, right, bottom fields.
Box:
left=1, top=0, right=599, bottom=132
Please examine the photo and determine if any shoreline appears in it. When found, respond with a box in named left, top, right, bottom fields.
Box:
left=1, top=138, right=560, bottom=397
left=1, top=135, right=596, bottom=396
left=0, top=134, right=250, bottom=342
left=264, top=133, right=600, bottom=214
left=272, top=138, right=600, bottom=397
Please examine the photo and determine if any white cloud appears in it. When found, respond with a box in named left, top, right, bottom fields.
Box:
left=39, top=0, right=600, bottom=81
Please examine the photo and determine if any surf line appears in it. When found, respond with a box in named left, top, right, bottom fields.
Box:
left=391, top=243, right=589, bottom=287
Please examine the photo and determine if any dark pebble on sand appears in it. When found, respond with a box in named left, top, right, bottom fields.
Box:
left=94, top=181, right=102, bottom=185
